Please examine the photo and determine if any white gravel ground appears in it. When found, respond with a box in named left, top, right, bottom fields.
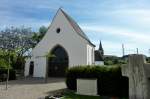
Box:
left=0, top=78, right=66, bottom=99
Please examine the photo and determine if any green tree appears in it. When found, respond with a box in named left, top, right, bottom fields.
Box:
left=39, top=26, right=48, bottom=38
left=32, top=26, right=48, bottom=46
left=0, top=49, right=16, bottom=69
left=104, top=56, right=126, bottom=65
left=0, top=26, right=34, bottom=70
left=0, top=59, right=9, bottom=69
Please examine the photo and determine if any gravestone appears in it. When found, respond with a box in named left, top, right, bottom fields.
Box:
left=77, top=78, right=97, bottom=96
left=121, top=54, right=150, bottom=99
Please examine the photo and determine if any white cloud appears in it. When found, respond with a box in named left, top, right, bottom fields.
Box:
left=0, top=0, right=150, bottom=56
left=81, top=25, right=150, bottom=56
left=81, top=25, right=150, bottom=45
left=110, top=9, right=150, bottom=27
left=0, top=16, right=50, bottom=31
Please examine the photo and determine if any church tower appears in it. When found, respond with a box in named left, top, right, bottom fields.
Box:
left=94, top=40, right=104, bottom=65
left=98, top=41, right=104, bottom=56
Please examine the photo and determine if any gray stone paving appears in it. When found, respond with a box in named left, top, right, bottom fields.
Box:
left=0, top=78, right=66, bottom=99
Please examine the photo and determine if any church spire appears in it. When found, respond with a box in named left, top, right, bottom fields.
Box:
left=99, top=40, right=104, bottom=55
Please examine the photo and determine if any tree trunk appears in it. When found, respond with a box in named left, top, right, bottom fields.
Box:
left=6, top=56, right=10, bottom=90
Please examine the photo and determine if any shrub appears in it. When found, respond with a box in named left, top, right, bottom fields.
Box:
left=0, top=58, right=9, bottom=69
left=66, top=65, right=128, bottom=98
left=0, top=69, right=16, bottom=81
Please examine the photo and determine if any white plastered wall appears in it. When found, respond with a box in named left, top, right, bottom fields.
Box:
left=87, top=45, right=95, bottom=65
left=24, top=58, right=30, bottom=76
left=25, top=9, right=95, bottom=77
left=33, top=57, right=46, bottom=77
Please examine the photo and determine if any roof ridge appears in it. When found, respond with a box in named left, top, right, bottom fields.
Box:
left=60, top=9, right=95, bottom=47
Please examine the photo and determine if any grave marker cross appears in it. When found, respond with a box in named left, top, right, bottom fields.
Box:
left=122, top=54, right=150, bottom=99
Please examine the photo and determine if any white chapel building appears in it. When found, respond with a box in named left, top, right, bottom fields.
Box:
left=25, top=8, right=103, bottom=78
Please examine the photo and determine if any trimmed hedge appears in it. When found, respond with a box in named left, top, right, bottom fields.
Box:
left=0, top=69, right=16, bottom=81
left=66, top=65, right=128, bottom=98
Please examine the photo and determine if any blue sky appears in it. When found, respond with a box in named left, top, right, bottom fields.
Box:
left=1, top=0, right=150, bottom=56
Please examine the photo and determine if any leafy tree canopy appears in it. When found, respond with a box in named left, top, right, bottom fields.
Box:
left=0, top=25, right=48, bottom=70
left=32, top=26, right=48, bottom=45
left=0, top=26, right=34, bottom=69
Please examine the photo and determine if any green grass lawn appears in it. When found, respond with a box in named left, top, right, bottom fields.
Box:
left=61, top=92, right=101, bottom=99
left=61, top=92, right=128, bottom=99
left=45, top=91, right=128, bottom=99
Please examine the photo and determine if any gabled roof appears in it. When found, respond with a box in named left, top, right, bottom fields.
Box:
left=60, top=9, right=95, bottom=47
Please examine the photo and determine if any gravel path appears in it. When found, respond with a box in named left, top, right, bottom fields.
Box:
left=0, top=78, right=66, bottom=99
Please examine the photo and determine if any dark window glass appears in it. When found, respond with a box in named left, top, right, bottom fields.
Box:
left=56, top=28, right=61, bottom=33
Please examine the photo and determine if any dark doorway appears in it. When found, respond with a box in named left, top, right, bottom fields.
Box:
left=29, top=61, right=34, bottom=76
left=48, top=45, right=69, bottom=77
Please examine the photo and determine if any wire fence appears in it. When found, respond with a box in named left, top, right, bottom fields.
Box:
left=104, top=48, right=150, bottom=57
